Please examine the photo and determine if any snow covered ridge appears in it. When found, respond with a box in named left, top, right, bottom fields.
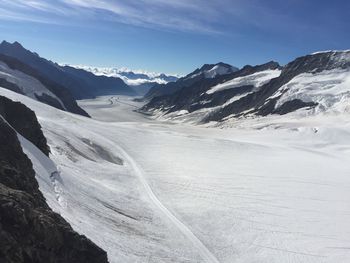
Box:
left=272, top=68, right=350, bottom=114
left=0, top=61, right=67, bottom=109
left=0, top=53, right=90, bottom=117
left=67, top=65, right=179, bottom=86
left=311, top=49, right=350, bottom=55
left=206, top=69, right=281, bottom=94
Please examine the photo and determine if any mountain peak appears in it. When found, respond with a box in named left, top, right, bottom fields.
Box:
left=187, top=62, right=238, bottom=80
left=12, top=41, right=23, bottom=48
left=0, top=40, right=9, bottom=45
left=199, top=62, right=236, bottom=72
left=0, top=40, right=24, bottom=49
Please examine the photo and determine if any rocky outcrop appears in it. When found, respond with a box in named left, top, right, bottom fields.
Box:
left=0, top=78, right=23, bottom=95
left=0, top=96, right=50, bottom=156
left=0, top=99, right=109, bottom=263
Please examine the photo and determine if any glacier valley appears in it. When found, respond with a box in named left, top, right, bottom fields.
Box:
left=1, top=88, right=350, bottom=263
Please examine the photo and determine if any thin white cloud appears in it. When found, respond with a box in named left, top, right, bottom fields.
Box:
left=0, top=0, right=304, bottom=35
left=0, top=0, right=230, bottom=33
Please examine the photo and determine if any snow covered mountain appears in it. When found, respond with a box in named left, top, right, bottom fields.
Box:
left=141, top=51, right=350, bottom=124
left=144, top=62, right=238, bottom=100
left=0, top=41, right=136, bottom=99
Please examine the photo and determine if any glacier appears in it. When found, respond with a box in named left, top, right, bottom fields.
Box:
left=1, top=87, right=350, bottom=263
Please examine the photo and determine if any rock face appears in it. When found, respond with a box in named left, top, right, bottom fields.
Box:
left=0, top=96, right=50, bottom=156
left=0, top=53, right=90, bottom=117
left=0, top=99, right=109, bottom=263
left=0, top=78, right=23, bottom=95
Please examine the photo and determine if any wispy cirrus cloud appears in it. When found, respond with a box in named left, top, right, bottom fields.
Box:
left=0, top=0, right=320, bottom=36
left=0, top=0, right=248, bottom=34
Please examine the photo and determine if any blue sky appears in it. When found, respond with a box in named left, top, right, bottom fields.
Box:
left=0, top=0, right=349, bottom=75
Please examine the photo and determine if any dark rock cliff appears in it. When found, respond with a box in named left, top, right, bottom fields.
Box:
left=0, top=96, right=50, bottom=156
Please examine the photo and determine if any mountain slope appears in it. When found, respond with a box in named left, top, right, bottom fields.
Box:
left=144, top=62, right=238, bottom=100
left=0, top=41, right=135, bottom=99
left=0, top=97, right=108, bottom=263
left=0, top=53, right=89, bottom=117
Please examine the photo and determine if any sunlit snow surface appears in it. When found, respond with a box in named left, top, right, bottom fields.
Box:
left=189, top=64, right=236, bottom=80
left=206, top=69, right=281, bottom=94
left=0, top=61, right=66, bottom=109
left=272, top=69, right=350, bottom=114
left=1, top=88, right=350, bottom=263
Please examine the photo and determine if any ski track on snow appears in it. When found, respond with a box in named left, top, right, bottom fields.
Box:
left=98, top=132, right=220, bottom=263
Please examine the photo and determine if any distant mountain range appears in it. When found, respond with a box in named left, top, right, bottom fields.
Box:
left=70, top=65, right=179, bottom=95
left=141, top=50, right=350, bottom=123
